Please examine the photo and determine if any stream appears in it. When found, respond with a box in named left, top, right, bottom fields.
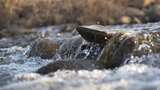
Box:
left=0, top=22, right=160, bottom=90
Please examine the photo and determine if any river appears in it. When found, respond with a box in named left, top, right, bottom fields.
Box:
left=0, top=22, right=160, bottom=90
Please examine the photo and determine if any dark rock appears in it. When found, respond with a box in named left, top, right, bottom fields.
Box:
left=36, top=59, right=103, bottom=75
left=145, top=4, right=160, bottom=22
left=77, top=26, right=160, bottom=68
left=28, top=38, right=60, bottom=59
left=76, top=27, right=108, bottom=44
left=99, top=34, right=135, bottom=68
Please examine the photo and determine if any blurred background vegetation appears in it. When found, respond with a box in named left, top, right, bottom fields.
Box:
left=0, top=0, right=160, bottom=29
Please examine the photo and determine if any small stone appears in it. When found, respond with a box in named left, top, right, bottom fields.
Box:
left=120, top=16, right=132, bottom=24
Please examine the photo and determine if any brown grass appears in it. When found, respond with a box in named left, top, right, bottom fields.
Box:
left=0, top=0, right=159, bottom=29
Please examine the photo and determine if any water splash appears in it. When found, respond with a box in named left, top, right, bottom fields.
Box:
left=0, top=46, right=52, bottom=86
left=75, top=42, right=104, bottom=60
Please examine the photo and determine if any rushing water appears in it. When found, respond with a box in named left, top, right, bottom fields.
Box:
left=0, top=22, right=160, bottom=89
left=0, top=46, right=52, bottom=86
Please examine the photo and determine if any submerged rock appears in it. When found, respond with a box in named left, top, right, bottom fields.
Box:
left=77, top=26, right=160, bottom=68
left=28, top=38, right=60, bottom=59
left=36, top=59, right=103, bottom=75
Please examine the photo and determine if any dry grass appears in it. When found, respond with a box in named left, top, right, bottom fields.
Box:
left=0, top=0, right=159, bottom=29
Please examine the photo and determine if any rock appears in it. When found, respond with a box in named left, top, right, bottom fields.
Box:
left=37, top=36, right=104, bottom=74
left=28, top=38, right=60, bottom=59
left=99, top=34, right=135, bottom=68
left=125, top=7, right=145, bottom=17
left=77, top=26, right=160, bottom=68
left=36, top=59, right=103, bottom=75
left=119, top=7, right=146, bottom=24
left=120, top=16, right=132, bottom=24
left=76, top=27, right=107, bottom=44
left=128, top=0, right=154, bottom=8
left=145, top=4, right=160, bottom=22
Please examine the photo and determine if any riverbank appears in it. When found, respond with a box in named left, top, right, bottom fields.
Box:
left=1, top=0, right=160, bottom=29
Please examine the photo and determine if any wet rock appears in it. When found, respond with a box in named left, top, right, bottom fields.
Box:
left=37, top=41, right=104, bottom=75
left=77, top=26, right=160, bottom=68
left=100, top=32, right=160, bottom=68
left=36, top=59, right=103, bottom=75
left=28, top=38, right=60, bottom=59
left=99, top=34, right=135, bottom=68
left=76, top=27, right=107, bottom=44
